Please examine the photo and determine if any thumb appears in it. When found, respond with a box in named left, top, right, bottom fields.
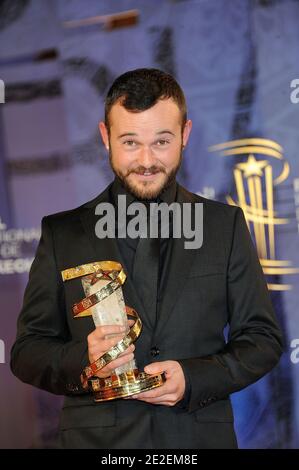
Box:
left=144, top=362, right=165, bottom=375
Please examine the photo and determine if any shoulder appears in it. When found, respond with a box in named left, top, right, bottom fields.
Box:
left=178, top=185, right=248, bottom=258
left=178, top=184, right=242, bottom=222
left=41, top=183, right=112, bottom=226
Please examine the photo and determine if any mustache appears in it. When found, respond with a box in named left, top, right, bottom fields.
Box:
left=128, top=166, right=166, bottom=176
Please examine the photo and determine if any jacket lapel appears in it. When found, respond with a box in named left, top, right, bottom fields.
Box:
left=79, top=185, right=152, bottom=330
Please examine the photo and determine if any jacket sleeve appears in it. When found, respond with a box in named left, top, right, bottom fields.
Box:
left=177, top=207, right=284, bottom=413
left=10, top=216, right=89, bottom=396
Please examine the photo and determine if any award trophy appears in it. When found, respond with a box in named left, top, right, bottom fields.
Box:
left=61, top=261, right=166, bottom=402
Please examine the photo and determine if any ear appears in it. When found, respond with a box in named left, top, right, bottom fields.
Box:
left=99, top=121, right=109, bottom=150
left=182, top=119, right=192, bottom=148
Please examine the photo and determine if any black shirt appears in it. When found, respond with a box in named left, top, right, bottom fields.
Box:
left=109, top=175, right=177, bottom=298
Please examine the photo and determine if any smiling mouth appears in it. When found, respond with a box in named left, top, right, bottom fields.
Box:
left=131, top=168, right=163, bottom=176
left=133, top=171, right=161, bottom=180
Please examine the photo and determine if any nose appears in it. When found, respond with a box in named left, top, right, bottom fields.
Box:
left=137, top=146, right=156, bottom=168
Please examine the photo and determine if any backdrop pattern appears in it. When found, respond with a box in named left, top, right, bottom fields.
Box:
left=0, top=0, right=298, bottom=448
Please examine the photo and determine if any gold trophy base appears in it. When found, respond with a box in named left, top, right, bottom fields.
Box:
left=89, top=369, right=166, bottom=402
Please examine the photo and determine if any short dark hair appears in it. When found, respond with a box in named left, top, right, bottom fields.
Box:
left=104, top=68, right=187, bottom=130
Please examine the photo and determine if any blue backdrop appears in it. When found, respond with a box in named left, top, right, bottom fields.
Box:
left=0, top=0, right=298, bottom=448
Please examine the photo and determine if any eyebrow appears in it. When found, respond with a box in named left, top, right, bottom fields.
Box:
left=117, top=130, right=175, bottom=139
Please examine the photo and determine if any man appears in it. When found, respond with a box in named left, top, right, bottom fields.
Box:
left=11, top=68, right=283, bottom=449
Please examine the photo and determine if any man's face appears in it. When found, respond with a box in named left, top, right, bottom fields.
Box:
left=99, top=98, right=192, bottom=200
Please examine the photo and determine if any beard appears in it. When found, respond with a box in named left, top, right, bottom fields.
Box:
left=109, top=147, right=183, bottom=201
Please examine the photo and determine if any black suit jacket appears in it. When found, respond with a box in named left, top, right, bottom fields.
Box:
left=11, top=182, right=283, bottom=449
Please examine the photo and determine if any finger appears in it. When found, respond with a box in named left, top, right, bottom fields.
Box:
left=101, top=352, right=135, bottom=374
left=122, top=320, right=135, bottom=334
left=131, top=385, right=169, bottom=400
left=102, top=338, right=135, bottom=354
left=89, top=339, right=135, bottom=365
left=96, top=324, right=127, bottom=339
left=96, top=351, right=135, bottom=379
left=88, top=327, right=125, bottom=346
left=89, top=334, right=124, bottom=358
left=135, top=394, right=174, bottom=404
left=118, top=344, right=135, bottom=356
left=134, top=394, right=177, bottom=406
left=100, top=334, right=126, bottom=351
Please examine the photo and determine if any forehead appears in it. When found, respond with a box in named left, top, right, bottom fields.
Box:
left=108, top=98, right=181, bottom=133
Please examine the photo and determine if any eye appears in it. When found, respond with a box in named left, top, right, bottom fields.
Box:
left=123, top=140, right=137, bottom=147
left=156, top=139, right=170, bottom=146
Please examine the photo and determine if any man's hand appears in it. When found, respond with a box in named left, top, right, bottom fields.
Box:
left=87, top=320, right=135, bottom=379
left=129, top=360, right=186, bottom=406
